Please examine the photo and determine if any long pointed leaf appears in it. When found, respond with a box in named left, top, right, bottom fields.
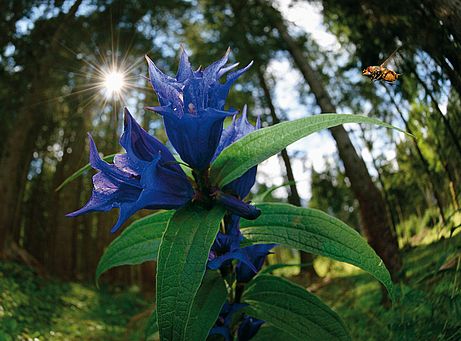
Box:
left=145, top=309, right=159, bottom=341
left=156, top=204, right=225, bottom=341
left=240, top=203, right=395, bottom=299
left=185, top=271, right=228, bottom=340
left=210, top=114, right=406, bottom=187
left=145, top=272, right=227, bottom=341
left=242, top=275, right=350, bottom=340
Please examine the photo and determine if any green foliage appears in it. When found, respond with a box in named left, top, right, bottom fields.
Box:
left=184, top=271, right=228, bottom=340
left=240, top=203, right=395, bottom=299
left=242, top=275, right=350, bottom=340
left=314, top=234, right=461, bottom=340
left=95, top=210, right=173, bottom=283
left=210, top=114, right=407, bottom=188
left=250, top=325, right=289, bottom=341
left=155, top=204, right=225, bottom=341
left=396, top=207, right=442, bottom=248
left=145, top=309, right=159, bottom=341
left=0, top=261, right=148, bottom=341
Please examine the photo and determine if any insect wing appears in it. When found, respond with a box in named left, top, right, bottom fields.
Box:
left=379, top=46, right=400, bottom=67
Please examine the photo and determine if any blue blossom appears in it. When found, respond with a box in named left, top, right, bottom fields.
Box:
left=236, top=244, right=276, bottom=283
left=209, top=302, right=264, bottom=341
left=209, top=302, right=247, bottom=341
left=237, top=315, right=265, bottom=341
left=214, top=105, right=261, bottom=199
left=67, top=108, right=194, bottom=232
left=208, top=215, right=256, bottom=272
left=146, top=47, right=252, bottom=170
left=214, top=191, right=261, bottom=220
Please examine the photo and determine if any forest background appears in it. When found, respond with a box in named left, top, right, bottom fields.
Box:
left=0, top=0, right=460, bottom=340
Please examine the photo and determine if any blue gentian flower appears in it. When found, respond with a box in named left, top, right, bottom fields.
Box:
left=214, top=191, right=261, bottom=220
left=214, top=105, right=261, bottom=199
left=67, top=108, right=194, bottom=232
left=236, top=244, right=276, bottom=283
left=146, top=47, right=252, bottom=170
left=208, top=215, right=256, bottom=272
left=237, top=315, right=265, bottom=341
left=208, top=232, right=245, bottom=270
left=209, top=302, right=247, bottom=341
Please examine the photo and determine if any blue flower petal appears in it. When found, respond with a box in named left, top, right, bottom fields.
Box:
left=88, top=134, right=140, bottom=188
left=176, top=46, right=193, bottom=82
left=210, top=61, right=254, bottom=110
left=202, top=47, right=231, bottom=85
left=236, top=244, right=276, bottom=283
left=215, top=191, right=261, bottom=220
left=208, top=250, right=257, bottom=272
left=162, top=108, right=235, bottom=170
left=238, top=315, right=265, bottom=341
left=68, top=112, right=194, bottom=233
left=214, top=105, right=260, bottom=198
left=209, top=326, right=231, bottom=341
left=146, top=55, right=184, bottom=115
left=121, top=108, right=175, bottom=164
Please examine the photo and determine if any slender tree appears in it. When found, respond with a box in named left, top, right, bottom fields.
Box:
left=256, top=67, right=318, bottom=280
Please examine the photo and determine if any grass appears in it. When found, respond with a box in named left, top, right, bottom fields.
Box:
left=312, top=233, right=461, bottom=340
left=0, top=262, right=149, bottom=341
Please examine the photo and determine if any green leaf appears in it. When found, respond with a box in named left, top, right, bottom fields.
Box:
left=240, top=203, right=395, bottom=299
left=185, top=271, right=228, bottom=340
left=173, top=154, right=193, bottom=178
left=250, top=325, right=291, bottom=341
left=145, top=309, right=159, bottom=341
left=55, top=153, right=116, bottom=192
left=95, top=210, right=173, bottom=283
left=259, top=262, right=312, bottom=275
left=210, top=114, right=407, bottom=187
left=242, top=275, right=350, bottom=341
left=156, top=204, right=226, bottom=341
left=252, top=180, right=298, bottom=203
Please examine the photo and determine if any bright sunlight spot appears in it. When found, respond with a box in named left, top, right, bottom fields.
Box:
left=102, top=70, right=125, bottom=98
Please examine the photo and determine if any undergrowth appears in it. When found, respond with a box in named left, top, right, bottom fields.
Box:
left=0, top=262, right=148, bottom=341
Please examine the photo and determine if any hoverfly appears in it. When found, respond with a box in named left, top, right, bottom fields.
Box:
left=362, top=47, right=401, bottom=83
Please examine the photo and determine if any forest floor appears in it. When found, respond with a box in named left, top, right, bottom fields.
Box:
left=0, top=262, right=150, bottom=341
left=312, top=232, right=461, bottom=340
left=1, top=229, right=460, bottom=341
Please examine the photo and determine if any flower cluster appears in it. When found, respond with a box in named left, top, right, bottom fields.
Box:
left=209, top=302, right=265, bottom=341
left=69, top=48, right=275, bottom=340
left=67, top=109, right=193, bottom=233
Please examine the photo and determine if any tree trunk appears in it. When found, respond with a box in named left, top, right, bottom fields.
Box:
left=358, top=126, right=398, bottom=234
left=49, top=115, right=88, bottom=279
left=267, top=3, right=402, bottom=280
left=423, top=0, right=461, bottom=49
left=0, top=113, right=43, bottom=257
left=256, top=67, right=319, bottom=281
left=0, top=0, right=83, bottom=257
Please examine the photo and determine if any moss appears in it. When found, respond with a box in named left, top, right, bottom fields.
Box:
left=0, top=262, right=149, bottom=341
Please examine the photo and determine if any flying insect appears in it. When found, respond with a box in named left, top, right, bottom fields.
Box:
left=362, top=47, right=401, bottom=83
